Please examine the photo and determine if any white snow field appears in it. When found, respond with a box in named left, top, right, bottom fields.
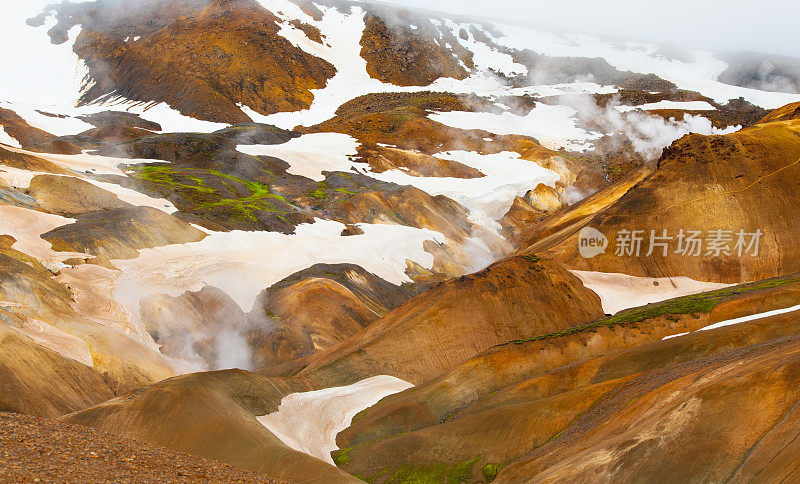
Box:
left=570, top=271, right=733, bottom=315
left=238, top=133, right=361, bottom=181
left=258, top=376, right=414, bottom=464
left=111, top=220, right=445, bottom=316
left=429, top=105, right=602, bottom=151
left=367, top=150, right=561, bottom=230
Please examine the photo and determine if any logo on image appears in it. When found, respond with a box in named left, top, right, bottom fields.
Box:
left=578, top=227, right=608, bottom=259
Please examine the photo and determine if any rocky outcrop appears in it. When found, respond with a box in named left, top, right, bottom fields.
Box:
left=336, top=185, right=473, bottom=241
left=27, top=175, right=132, bottom=217
left=41, top=0, right=337, bottom=123
left=42, top=206, right=207, bottom=260
left=356, top=144, right=484, bottom=178
left=360, top=12, right=471, bottom=86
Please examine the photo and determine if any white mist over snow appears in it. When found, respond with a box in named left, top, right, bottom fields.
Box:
left=491, top=26, right=800, bottom=109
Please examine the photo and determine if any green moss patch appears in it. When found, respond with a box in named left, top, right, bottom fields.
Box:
left=503, top=273, right=800, bottom=346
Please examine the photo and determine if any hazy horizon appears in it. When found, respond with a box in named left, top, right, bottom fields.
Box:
left=384, top=0, right=800, bottom=59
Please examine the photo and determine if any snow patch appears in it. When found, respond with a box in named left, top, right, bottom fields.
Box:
left=258, top=376, right=414, bottom=464
left=570, top=271, right=733, bottom=315
left=237, top=133, right=361, bottom=182
left=430, top=104, right=600, bottom=151
left=620, top=100, right=717, bottom=112
left=0, top=205, right=87, bottom=265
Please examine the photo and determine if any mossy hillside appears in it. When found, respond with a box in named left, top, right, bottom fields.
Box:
left=129, top=164, right=296, bottom=225
left=503, top=273, right=800, bottom=346
left=334, top=451, right=483, bottom=484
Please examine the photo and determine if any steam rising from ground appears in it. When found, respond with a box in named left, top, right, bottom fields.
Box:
left=559, top=94, right=741, bottom=160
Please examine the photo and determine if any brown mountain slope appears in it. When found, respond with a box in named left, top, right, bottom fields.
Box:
left=249, top=277, right=380, bottom=369
left=42, top=206, right=207, bottom=260
left=0, top=325, right=114, bottom=418
left=139, top=286, right=248, bottom=369
left=495, top=321, right=800, bottom=483
left=0, top=252, right=174, bottom=394
left=539, top=116, right=800, bottom=283
left=338, top=274, right=800, bottom=449
left=759, top=101, right=800, bottom=123
left=27, top=175, right=132, bottom=217
left=248, top=264, right=420, bottom=372
left=299, top=256, right=604, bottom=387
left=62, top=370, right=360, bottom=483
left=0, top=109, right=81, bottom=155
left=333, top=278, right=800, bottom=482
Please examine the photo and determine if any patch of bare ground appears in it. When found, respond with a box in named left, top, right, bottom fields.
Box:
left=0, top=412, right=283, bottom=483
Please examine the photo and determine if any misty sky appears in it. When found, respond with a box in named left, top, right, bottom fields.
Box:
left=385, top=0, right=799, bottom=59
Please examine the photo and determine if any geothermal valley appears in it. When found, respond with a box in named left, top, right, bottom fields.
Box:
left=2, top=0, right=800, bottom=482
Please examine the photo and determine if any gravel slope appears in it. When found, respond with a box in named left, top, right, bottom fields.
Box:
left=0, top=412, right=284, bottom=483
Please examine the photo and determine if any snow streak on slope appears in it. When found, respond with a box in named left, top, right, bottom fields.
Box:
left=0, top=205, right=86, bottom=266
left=663, top=304, right=800, bottom=341
left=258, top=376, right=414, bottom=464
left=11, top=318, right=94, bottom=367
left=442, top=19, right=527, bottom=77
left=628, top=100, right=717, bottom=111
left=0, top=126, right=21, bottom=148
left=699, top=304, right=800, bottom=332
